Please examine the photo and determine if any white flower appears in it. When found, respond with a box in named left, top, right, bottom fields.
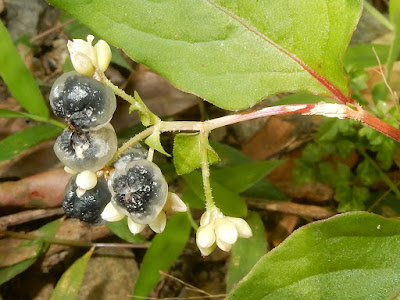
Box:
left=101, top=192, right=187, bottom=235
left=67, top=35, right=112, bottom=76
left=196, top=208, right=252, bottom=256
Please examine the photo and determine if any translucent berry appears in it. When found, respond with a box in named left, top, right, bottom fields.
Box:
left=62, top=175, right=111, bottom=225
left=49, top=71, right=116, bottom=130
left=54, top=123, right=117, bottom=172
left=113, top=144, right=148, bottom=170
left=109, top=159, right=168, bottom=225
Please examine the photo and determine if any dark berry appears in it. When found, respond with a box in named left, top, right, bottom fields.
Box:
left=62, top=175, right=111, bottom=225
left=113, top=144, right=148, bottom=170
left=50, top=71, right=116, bottom=129
left=54, top=123, right=117, bottom=172
left=109, top=159, right=167, bottom=224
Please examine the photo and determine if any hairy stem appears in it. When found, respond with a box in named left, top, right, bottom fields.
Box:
left=200, top=129, right=216, bottom=211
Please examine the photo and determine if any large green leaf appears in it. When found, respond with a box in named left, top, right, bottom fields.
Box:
left=0, top=22, right=48, bottom=117
left=0, top=124, right=62, bottom=162
left=0, top=219, right=61, bottom=285
left=386, top=0, right=400, bottom=78
left=46, top=0, right=362, bottom=110
left=132, top=213, right=191, bottom=300
left=227, top=212, right=400, bottom=300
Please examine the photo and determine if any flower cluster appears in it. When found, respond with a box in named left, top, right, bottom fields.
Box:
left=196, top=208, right=252, bottom=256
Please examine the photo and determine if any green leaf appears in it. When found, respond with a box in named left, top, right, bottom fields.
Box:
left=227, top=212, right=267, bottom=292
left=241, top=179, right=289, bottom=201
left=0, top=22, right=48, bottom=117
left=0, top=219, right=61, bottom=285
left=132, top=213, right=191, bottom=300
left=356, top=160, right=381, bottom=186
left=183, top=171, right=247, bottom=217
left=0, top=109, right=31, bottom=118
left=181, top=186, right=204, bottom=210
left=51, top=249, right=94, bottom=300
left=344, top=44, right=391, bottom=71
left=292, top=160, right=315, bottom=184
left=46, top=0, right=362, bottom=110
left=106, top=218, right=147, bottom=244
left=0, top=124, right=63, bottom=162
left=210, top=141, right=252, bottom=168
left=270, top=93, right=334, bottom=106
left=212, top=160, right=283, bottom=194
left=173, top=133, right=219, bottom=175
left=227, top=212, right=400, bottom=300
left=145, top=132, right=170, bottom=157
left=386, top=0, right=400, bottom=79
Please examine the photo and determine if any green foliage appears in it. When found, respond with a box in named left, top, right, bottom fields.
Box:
left=173, top=133, right=219, bottom=175
left=0, top=124, right=63, bottom=162
left=46, top=0, right=361, bottom=110
left=145, top=131, right=170, bottom=157
left=226, top=212, right=267, bottom=292
left=227, top=212, right=400, bottom=300
left=0, top=22, right=49, bottom=117
left=294, top=105, right=400, bottom=212
left=51, top=249, right=94, bottom=300
left=132, top=213, right=191, bottom=300
left=0, top=220, right=61, bottom=285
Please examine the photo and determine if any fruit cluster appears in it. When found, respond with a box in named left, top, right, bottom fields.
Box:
left=50, top=71, right=170, bottom=228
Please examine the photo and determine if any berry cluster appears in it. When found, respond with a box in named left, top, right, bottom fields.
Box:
left=50, top=69, right=173, bottom=229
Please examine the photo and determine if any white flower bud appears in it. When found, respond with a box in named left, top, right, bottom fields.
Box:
left=196, top=224, right=216, bottom=249
left=214, top=217, right=238, bottom=245
left=198, top=244, right=216, bottom=256
left=94, top=40, right=112, bottom=73
left=216, top=237, right=233, bottom=252
left=225, top=217, right=253, bottom=238
left=67, top=35, right=97, bottom=76
left=76, top=170, right=98, bottom=190
left=149, top=211, right=167, bottom=233
left=127, top=218, right=146, bottom=235
left=163, top=192, right=188, bottom=213
left=101, top=202, right=125, bottom=222
left=76, top=187, right=86, bottom=198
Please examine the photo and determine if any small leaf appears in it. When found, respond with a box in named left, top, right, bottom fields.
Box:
left=132, top=213, right=191, bottom=300
left=227, top=212, right=267, bottom=292
left=212, top=160, right=283, bottom=194
left=181, top=186, right=203, bottom=210
left=0, top=124, right=63, bottom=162
left=183, top=171, right=247, bottom=217
left=0, top=219, right=61, bottom=285
left=173, top=133, right=219, bottom=175
left=227, top=212, right=400, bottom=300
left=386, top=0, right=400, bottom=78
left=344, top=44, right=391, bottom=71
left=356, top=160, right=381, bottom=186
left=144, top=131, right=170, bottom=157
left=0, top=22, right=48, bottom=117
left=210, top=141, right=252, bottom=168
left=51, top=249, right=94, bottom=300
left=0, top=109, right=30, bottom=118
left=106, top=218, right=147, bottom=244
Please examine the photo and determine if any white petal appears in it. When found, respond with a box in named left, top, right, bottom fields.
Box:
left=196, top=224, right=216, bottom=249
left=163, top=193, right=188, bottom=213
left=76, top=170, right=97, bottom=190
left=127, top=218, right=146, bottom=235
left=198, top=244, right=216, bottom=257
left=94, top=40, right=112, bottom=72
left=76, top=187, right=86, bottom=198
left=214, top=218, right=238, bottom=245
left=149, top=211, right=167, bottom=233
left=101, top=202, right=125, bottom=222
left=216, top=237, right=233, bottom=252
left=200, top=211, right=211, bottom=226
left=226, top=217, right=253, bottom=238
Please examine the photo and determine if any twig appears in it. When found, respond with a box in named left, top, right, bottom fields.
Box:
left=246, top=198, right=336, bottom=219
left=159, top=271, right=212, bottom=296
left=0, top=207, right=65, bottom=229
left=0, top=230, right=148, bottom=249
left=30, top=18, right=75, bottom=43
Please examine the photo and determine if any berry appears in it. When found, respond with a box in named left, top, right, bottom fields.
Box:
left=62, top=175, right=111, bottom=225
left=54, top=123, right=117, bottom=172
left=109, top=159, right=168, bottom=225
left=49, top=71, right=116, bottom=130
left=113, top=144, right=148, bottom=170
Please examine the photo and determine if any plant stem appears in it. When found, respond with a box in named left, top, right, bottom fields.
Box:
left=106, top=126, right=154, bottom=166
left=358, top=147, right=400, bottom=199
left=199, top=129, right=216, bottom=211
left=363, top=1, right=394, bottom=31
left=186, top=209, right=199, bottom=231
